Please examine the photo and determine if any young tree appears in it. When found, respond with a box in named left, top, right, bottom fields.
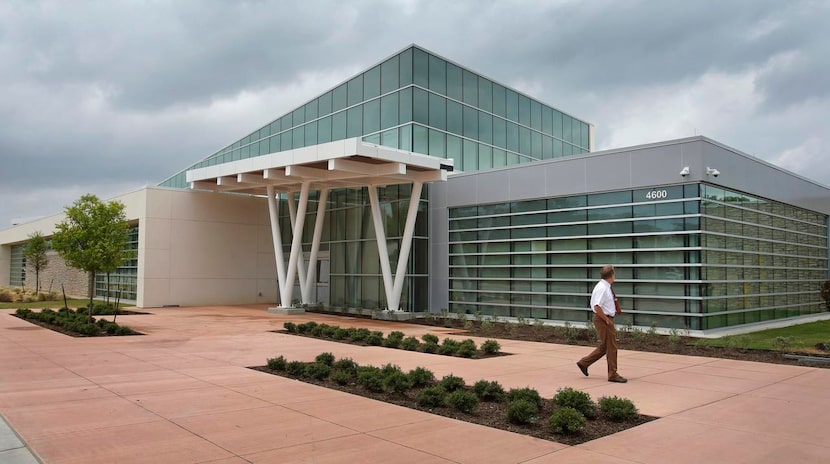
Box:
left=51, top=194, right=129, bottom=321
left=23, top=231, right=49, bottom=292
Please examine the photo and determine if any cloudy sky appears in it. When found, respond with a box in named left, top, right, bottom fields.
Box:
left=1, top=0, right=828, bottom=228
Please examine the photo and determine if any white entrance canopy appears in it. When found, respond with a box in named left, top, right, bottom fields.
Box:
left=186, top=138, right=453, bottom=311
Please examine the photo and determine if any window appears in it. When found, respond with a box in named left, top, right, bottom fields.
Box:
left=463, top=70, right=478, bottom=105
left=447, top=62, right=462, bottom=101
left=347, top=75, right=363, bottom=106
left=381, top=55, right=399, bottom=94
left=363, top=99, right=380, bottom=134
left=429, top=93, right=446, bottom=130
left=446, top=100, right=462, bottom=135
left=347, top=106, right=363, bottom=137
left=413, top=47, right=429, bottom=87
left=380, top=93, right=398, bottom=130
left=428, top=54, right=446, bottom=94
left=364, top=65, right=380, bottom=99
left=463, top=106, right=478, bottom=139
left=413, top=87, right=428, bottom=125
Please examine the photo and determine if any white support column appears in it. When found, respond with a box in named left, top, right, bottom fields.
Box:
left=303, top=188, right=329, bottom=304
left=283, top=181, right=311, bottom=307
left=368, top=185, right=396, bottom=309
left=266, top=186, right=287, bottom=303
left=286, top=191, right=308, bottom=301
left=389, top=181, right=423, bottom=311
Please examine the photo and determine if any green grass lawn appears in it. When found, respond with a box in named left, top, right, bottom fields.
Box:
left=695, top=319, right=830, bottom=352
left=0, top=299, right=90, bottom=310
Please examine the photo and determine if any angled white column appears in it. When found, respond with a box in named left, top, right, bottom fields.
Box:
left=286, top=192, right=308, bottom=301
left=389, top=181, right=423, bottom=311
left=303, top=187, right=329, bottom=304
left=368, top=185, right=395, bottom=309
left=266, top=186, right=287, bottom=303
left=282, top=181, right=311, bottom=307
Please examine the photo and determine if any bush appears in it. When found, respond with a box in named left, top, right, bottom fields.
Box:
left=315, top=352, right=335, bottom=366
left=321, top=324, right=338, bottom=338
left=456, top=339, right=477, bottom=358
left=481, top=339, right=501, bottom=355
left=383, top=370, right=414, bottom=393
left=548, top=407, right=586, bottom=434
left=552, top=387, right=596, bottom=418
left=408, top=367, right=436, bottom=387
left=310, top=324, right=326, bottom=337
left=439, top=374, right=465, bottom=392
left=417, top=386, right=447, bottom=408
left=507, top=387, right=543, bottom=408
left=332, top=327, right=348, bottom=340
left=446, top=390, right=478, bottom=413
left=15, top=308, right=32, bottom=318
left=304, top=362, right=332, bottom=380
left=332, top=357, right=358, bottom=373
left=401, top=336, right=420, bottom=351
left=297, top=322, right=317, bottom=334
left=422, top=342, right=438, bottom=354
left=349, top=327, right=371, bottom=342
left=366, top=331, right=384, bottom=346
left=507, top=399, right=538, bottom=424
left=421, top=333, right=439, bottom=345
left=438, top=338, right=460, bottom=356
left=77, top=323, right=100, bottom=336
left=472, top=380, right=505, bottom=402
left=357, top=366, right=385, bottom=392
left=598, top=396, right=638, bottom=422
left=384, top=331, right=405, bottom=348
left=266, top=355, right=287, bottom=370
left=331, top=369, right=353, bottom=385
left=114, top=326, right=136, bottom=336
left=286, top=361, right=306, bottom=376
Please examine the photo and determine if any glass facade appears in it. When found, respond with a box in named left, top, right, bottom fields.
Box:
left=94, top=225, right=139, bottom=301
left=274, top=184, right=429, bottom=311
left=448, top=184, right=828, bottom=330
left=9, top=244, right=26, bottom=287
left=159, top=46, right=591, bottom=188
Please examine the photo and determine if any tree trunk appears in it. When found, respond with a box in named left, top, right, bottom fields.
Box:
left=88, top=271, right=95, bottom=324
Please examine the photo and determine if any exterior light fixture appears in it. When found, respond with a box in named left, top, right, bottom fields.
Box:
left=679, top=166, right=690, bottom=177
left=706, top=167, right=720, bottom=177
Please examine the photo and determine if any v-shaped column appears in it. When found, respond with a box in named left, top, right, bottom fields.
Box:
left=287, top=187, right=330, bottom=305
left=368, top=181, right=423, bottom=311
left=266, top=185, right=287, bottom=304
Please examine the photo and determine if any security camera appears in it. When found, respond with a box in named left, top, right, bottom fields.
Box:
left=679, top=166, right=690, bottom=177
left=706, top=167, right=720, bottom=177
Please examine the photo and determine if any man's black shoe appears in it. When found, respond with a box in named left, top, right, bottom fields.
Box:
left=576, top=362, right=589, bottom=377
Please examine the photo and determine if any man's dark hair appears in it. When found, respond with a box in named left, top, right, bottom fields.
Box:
left=600, top=265, right=615, bottom=280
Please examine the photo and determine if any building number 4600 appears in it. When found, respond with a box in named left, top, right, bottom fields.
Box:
left=645, top=189, right=669, bottom=200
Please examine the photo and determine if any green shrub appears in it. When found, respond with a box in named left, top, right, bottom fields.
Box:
left=321, top=324, right=338, bottom=338
left=357, top=366, right=385, bottom=392
left=15, top=308, right=32, bottom=318
left=552, top=387, right=596, bottom=418
left=315, top=352, right=335, bottom=366
left=77, top=323, right=99, bottom=336
left=439, top=374, right=465, bottom=392
left=286, top=361, right=306, bottom=376
left=472, top=380, right=505, bottom=402
left=331, top=369, right=353, bottom=385
left=106, top=324, right=119, bottom=335
left=384, top=331, right=405, bottom=348
left=383, top=370, right=414, bottom=393
left=548, top=407, right=586, bottom=434
left=421, top=333, right=439, bottom=345
left=283, top=322, right=297, bottom=333
left=304, top=362, right=332, bottom=380
left=417, top=386, right=447, bottom=408
left=481, top=339, right=501, bottom=355
left=296, top=321, right=316, bottom=334
left=332, top=357, right=358, bottom=373
left=438, top=338, right=460, bottom=356
left=310, top=324, right=326, bottom=337
left=266, top=355, right=287, bottom=371
left=366, top=331, right=385, bottom=346
left=507, top=399, right=538, bottom=424
left=401, top=336, right=420, bottom=351
left=456, top=339, right=477, bottom=358
left=507, top=387, right=543, bottom=408
left=114, top=326, right=135, bottom=336
left=349, top=327, right=371, bottom=342
left=446, top=390, right=478, bottom=413
left=598, top=396, right=638, bottom=421
left=408, top=367, right=436, bottom=387
left=422, top=342, right=438, bottom=354
left=332, top=327, right=348, bottom=340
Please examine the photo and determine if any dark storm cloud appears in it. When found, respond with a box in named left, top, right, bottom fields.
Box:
left=0, top=0, right=828, bottom=228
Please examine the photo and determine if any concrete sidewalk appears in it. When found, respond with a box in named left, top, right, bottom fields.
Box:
left=1, top=305, right=828, bottom=463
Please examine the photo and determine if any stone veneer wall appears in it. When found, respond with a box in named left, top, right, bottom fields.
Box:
left=24, top=250, right=90, bottom=298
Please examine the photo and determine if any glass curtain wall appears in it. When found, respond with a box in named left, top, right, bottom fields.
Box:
left=449, top=184, right=828, bottom=330
left=275, top=184, right=429, bottom=311
left=9, top=244, right=26, bottom=287
left=94, top=225, right=139, bottom=301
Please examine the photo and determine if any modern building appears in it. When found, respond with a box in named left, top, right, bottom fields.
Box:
left=1, top=45, right=828, bottom=332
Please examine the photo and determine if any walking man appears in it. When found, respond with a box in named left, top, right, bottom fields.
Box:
left=577, top=265, right=627, bottom=383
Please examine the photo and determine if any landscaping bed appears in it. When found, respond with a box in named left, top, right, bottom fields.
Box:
left=277, top=321, right=508, bottom=359
left=12, top=307, right=141, bottom=337
left=252, top=353, right=654, bottom=445
left=410, top=316, right=830, bottom=367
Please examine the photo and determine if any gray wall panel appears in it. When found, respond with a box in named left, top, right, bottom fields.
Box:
left=508, top=164, right=547, bottom=201
left=585, top=152, right=632, bottom=192
left=545, top=160, right=587, bottom=197
left=476, top=171, right=510, bottom=205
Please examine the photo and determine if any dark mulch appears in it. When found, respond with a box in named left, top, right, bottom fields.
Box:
left=410, top=317, right=830, bottom=368
left=9, top=314, right=143, bottom=337
left=251, top=365, right=654, bottom=445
